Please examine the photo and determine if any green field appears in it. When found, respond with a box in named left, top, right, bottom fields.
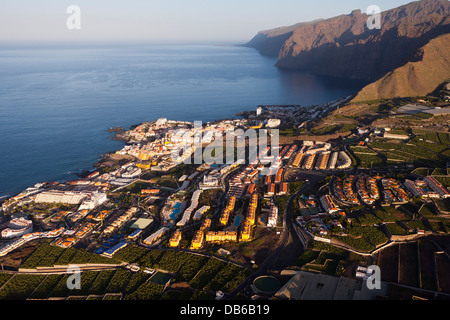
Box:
left=368, top=137, right=448, bottom=167
left=386, top=222, right=408, bottom=235
left=20, top=241, right=120, bottom=269
left=2, top=241, right=253, bottom=300
left=353, top=152, right=385, bottom=167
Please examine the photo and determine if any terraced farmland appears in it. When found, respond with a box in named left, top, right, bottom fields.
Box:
left=377, top=237, right=450, bottom=294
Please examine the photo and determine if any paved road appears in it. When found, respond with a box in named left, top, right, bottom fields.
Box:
left=11, top=263, right=127, bottom=275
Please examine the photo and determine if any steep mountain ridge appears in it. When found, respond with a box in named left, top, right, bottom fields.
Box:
left=246, top=0, right=450, bottom=82
left=243, top=19, right=323, bottom=57
left=352, top=33, right=450, bottom=102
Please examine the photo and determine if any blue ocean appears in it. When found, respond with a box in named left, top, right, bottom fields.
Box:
left=0, top=43, right=365, bottom=197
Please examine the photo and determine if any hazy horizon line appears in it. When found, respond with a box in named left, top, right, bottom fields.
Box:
left=0, top=38, right=251, bottom=47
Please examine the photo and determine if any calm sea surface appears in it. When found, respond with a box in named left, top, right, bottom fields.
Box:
left=0, top=43, right=365, bottom=196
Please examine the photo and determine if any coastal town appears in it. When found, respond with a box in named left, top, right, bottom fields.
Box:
left=2, top=0, right=450, bottom=309
left=0, top=91, right=450, bottom=301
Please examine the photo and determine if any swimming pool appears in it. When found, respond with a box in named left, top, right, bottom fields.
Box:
left=173, top=202, right=181, bottom=209
left=170, top=209, right=180, bottom=220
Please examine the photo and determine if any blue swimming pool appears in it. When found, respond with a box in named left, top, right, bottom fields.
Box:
left=173, top=202, right=181, bottom=209
left=234, top=216, right=242, bottom=227
left=170, top=208, right=180, bottom=220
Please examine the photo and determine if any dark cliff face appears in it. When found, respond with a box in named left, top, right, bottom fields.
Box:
left=243, top=19, right=324, bottom=57
left=247, top=0, right=450, bottom=82
left=245, top=31, right=293, bottom=57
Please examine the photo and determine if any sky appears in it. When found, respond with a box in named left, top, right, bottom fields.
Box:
left=0, top=0, right=416, bottom=43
